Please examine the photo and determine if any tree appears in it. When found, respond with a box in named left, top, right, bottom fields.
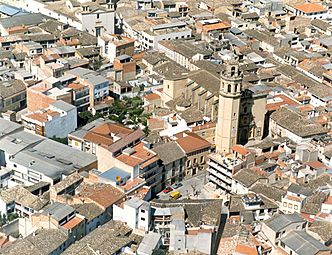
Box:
left=108, top=97, right=150, bottom=128
left=152, top=249, right=166, bottom=255
left=143, top=125, right=150, bottom=136
left=50, top=136, right=68, bottom=145
left=78, top=111, right=103, bottom=126
left=7, top=213, right=18, bottom=222
left=90, top=57, right=103, bottom=71
left=0, top=213, right=18, bottom=226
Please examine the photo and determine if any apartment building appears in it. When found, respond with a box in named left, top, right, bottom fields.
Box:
left=0, top=79, right=26, bottom=113
left=21, top=100, right=77, bottom=138
left=66, top=68, right=111, bottom=114
left=113, top=197, right=151, bottom=232
left=2, top=0, right=115, bottom=37
left=280, top=184, right=313, bottom=214
left=67, top=82, right=90, bottom=112
left=175, top=132, right=211, bottom=177
left=141, top=21, right=192, bottom=50
left=261, top=213, right=307, bottom=245
left=98, top=34, right=135, bottom=62
left=207, top=152, right=243, bottom=193
left=207, top=145, right=255, bottom=193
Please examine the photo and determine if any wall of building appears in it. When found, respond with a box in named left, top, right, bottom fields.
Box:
left=80, top=11, right=115, bottom=37
left=162, top=78, right=187, bottom=106
left=27, top=89, right=56, bottom=112
left=45, top=106, right=77, bottom=138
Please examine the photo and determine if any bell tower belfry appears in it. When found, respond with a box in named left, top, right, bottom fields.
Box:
left=215, top=60, right=243, bottom=153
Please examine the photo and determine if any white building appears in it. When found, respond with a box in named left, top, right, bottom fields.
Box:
left=140, top=21, right=192, bottom=50
left=280, top=184, right=312, bottom=214
left=207, top=153, right=242, bottom=193
left=21, top=100, right=77, bottom=138
left=98, top=34, right=135, bottom=63
left=285, top=3, right=329, bottom=20
left=113, top=197, right=151, bottom=232
left=2, top=0, right=115, bottom=37
left=0, top=119, right=97, bottom=186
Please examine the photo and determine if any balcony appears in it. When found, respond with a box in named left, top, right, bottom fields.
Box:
left=208, top=175, right=230, bottom=191
left=208, top=161, right=232, bottom=178
left=208, top=167, right=232, bottom=184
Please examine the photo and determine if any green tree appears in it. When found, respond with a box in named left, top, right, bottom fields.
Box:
left=7, top=213, right=18, bottom=222
left=50, top=136, right=68, bottom=145
left=78, top=111, right=103, bottom=126
left=109, top=97, right=150, bottom=128
left=91, top=58, right=103, bottom=71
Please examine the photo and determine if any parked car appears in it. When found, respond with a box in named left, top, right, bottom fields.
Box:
left=172, top=182, right=183, bottom=189
left=170, top=191, right=181, bottom=200
left=162, top=187, right=173, bottom=193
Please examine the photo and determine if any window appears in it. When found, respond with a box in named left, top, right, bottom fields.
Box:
left=288, top=203, right=292, bottom=209
left=141, top=217, right=145, bottom=221
left=186, top=160, right=191, bottom=167
left=294, top=205, right=298, bottom=210
left=228, top=84, right=231, bottom=93
left=193, top=158, right=197, bottom=164
left=231, top=66, right=236, bottom=76
left=283, top=202, right=287, bottom=207
left=200, top=156, right=204, bottom=163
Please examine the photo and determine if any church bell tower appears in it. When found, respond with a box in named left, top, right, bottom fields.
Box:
left=215, top=60, right=243, bottom=153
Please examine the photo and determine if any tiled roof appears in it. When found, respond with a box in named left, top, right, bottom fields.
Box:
left=144, top=93, right=161, bottom=101
left=232, top=145, right=250, bottom=156
left=76, top=183, right=124, bottom=209
left=294, top=3, right=326, bottom=14
left=116, top=142, right=157, bottom=167
left=175, top=132, right=211, bottom=153
left=62, top=216, right=84, bottom=229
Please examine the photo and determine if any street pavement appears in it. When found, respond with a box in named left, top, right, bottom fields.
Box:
left=157, top=172, right=220, bottom=200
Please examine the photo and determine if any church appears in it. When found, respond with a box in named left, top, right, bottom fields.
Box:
left=161, top=59, right=268, bottom=152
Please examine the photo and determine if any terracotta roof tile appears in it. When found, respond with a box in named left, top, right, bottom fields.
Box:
left=144, top=93, right=161, bottom=101
left=266, top=94, right=299, bottom=111
left=235, top=244, right=258, bottom=255
left=116, top=142, right=157, bottom=167
left=232, top=145, right=250, bottom=156
left=191, top=122, right=216, bottom=131
left=294, top=3, right=326, bottom=14
left=62, top=216, right=84, bottom=229
left=76, top=183, right=124, bottom=209
left=305, top=161, right=328, bottom=170
left=175, top=132, right=211, bottom=153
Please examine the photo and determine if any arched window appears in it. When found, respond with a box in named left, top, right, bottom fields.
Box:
left=235, top=84, right=238, bottom=92
left=228, top=84, right=232, bottom=93
left=231, top=66, right=236, bottom=76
